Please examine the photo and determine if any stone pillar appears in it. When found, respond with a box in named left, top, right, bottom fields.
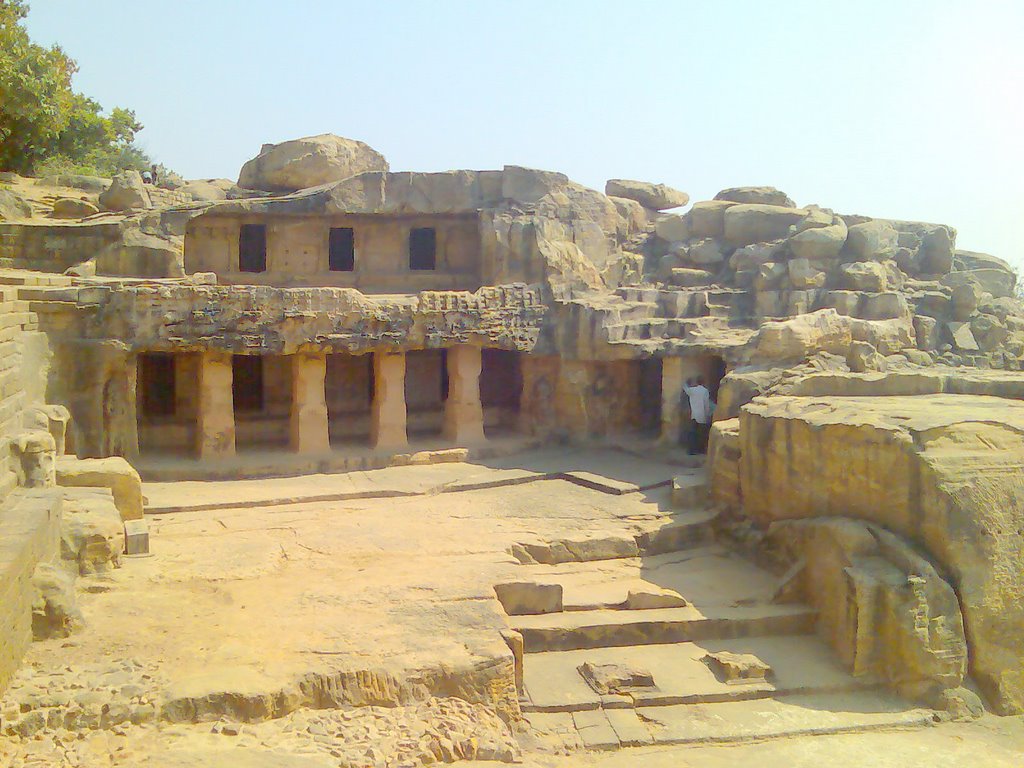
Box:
left=443, top=344, right=486, bottom=445
left=660, top=357, right=684, bottom=445
left=371, top=352, right=407, bottom=450
left=289, top=351, right=330, bottom=454
left=196, top=350, right=235, bottom=458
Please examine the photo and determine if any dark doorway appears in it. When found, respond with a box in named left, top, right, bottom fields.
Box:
left=409, top=227, right=437, bottom=271
left=239, top=224, right=267, bottom=272
left=708, top=355, right=727, bottom=403
left=637, top=358, right=662, bottom=435
left=139, top=353, right=176, bottom=417
left=481, top=349, right=522, bottom=435
left=232, top=355, right=264, bottom=412
left=326, top=353, right=372, bottom=446
left=329, top=227, right=355, bottom=272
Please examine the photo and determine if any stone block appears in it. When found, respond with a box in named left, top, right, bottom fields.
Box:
left=123, top=518, right=150, bottom=556
left=493, top=582, right=563, bottom=616
left=56, top=456, right=144, bottom=521
left=703, top=651, right=772, bottom=684
left=578, top=662, right=655, bottom=695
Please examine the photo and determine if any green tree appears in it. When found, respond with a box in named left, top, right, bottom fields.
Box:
left=0, top=0, right=77, bottom=173
left=0, top=0, right=167, bottom=177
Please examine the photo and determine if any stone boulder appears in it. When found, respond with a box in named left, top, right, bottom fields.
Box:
left=97, top=225, right=184, bottom=279
left=604, top=179, right=688, bottom=210
left=0, top=188, right=32, bottom=220
left=788, top=219, right=848, bottom=260
left=723, top=204, right=808, bottom=246
left=737, top=393, right=1024, bottom=713
left=181, top=178, right=236, bottom=202
left=51, top=198, right=100, bottom=219
left=840, top=261, right=889, bottom=292
left=608, top=196, right=648, bottom=235
left=501, top=165, right=568, bottom=205
left=845, top=220, right=898, bottom=261
left=944, top=251, right=1017, bottom=299
left=61, top=488, right=125, bottom=575
left=686, top=238, right=727, bottom=267
left=654, top=213, right=689, bottom=242
left=689, top=200, right=736, bottom=238
left=715, top=186, right=795, bottom=207
left=56, top=455, right=145, bottom=521
left=238, top=134, right=389, bottom=193
left=99, top=171, right=152, bottom=211
left=752, top=309, right=853, bottom=361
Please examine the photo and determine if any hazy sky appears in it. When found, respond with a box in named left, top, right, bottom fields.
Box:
left=25, top=1, right=1024, bottom=267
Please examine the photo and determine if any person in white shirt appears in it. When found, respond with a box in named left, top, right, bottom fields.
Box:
left=682, top=376, right=713, bottom=455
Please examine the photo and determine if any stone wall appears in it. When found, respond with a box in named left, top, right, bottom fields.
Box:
left=185, top=212, right=483, bottom=292
left=0, top=491, right=62, bottom=693
left=0, top=281, right=63, bottom=695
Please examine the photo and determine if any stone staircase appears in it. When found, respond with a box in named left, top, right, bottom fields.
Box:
left=497, top=473, right=934, bottom=751
left=575, top=286, right=759, bottom=353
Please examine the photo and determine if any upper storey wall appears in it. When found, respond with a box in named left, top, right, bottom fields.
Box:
left=184, top=212, right=482, bottom=293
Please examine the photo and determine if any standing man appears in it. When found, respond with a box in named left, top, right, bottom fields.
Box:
left=682, top=376, right=713, bottom=455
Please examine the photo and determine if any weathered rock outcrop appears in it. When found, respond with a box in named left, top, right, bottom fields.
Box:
left=767, top=517, right=967, bottom=705
left=715, top=186, right=795, bottom=207
left=735, top=394, right=1024, bottom=714
left=604, top=179, right=688, bottom=210
left=238, top=134, right=390, bottom=192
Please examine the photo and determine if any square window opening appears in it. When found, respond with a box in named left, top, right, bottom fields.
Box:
left=329, top=227, right=355, bottom=272
left=409, top=227, right=437, bottom=271
left=239, top=224, right=267, bottom=273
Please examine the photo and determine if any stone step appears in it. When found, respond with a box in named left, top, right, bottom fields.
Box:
left=520, top=635, right=884, bottom=713
left=510, top=603, right=816, bottom=652
left=604, top=319, right=669, bottom=342
left=612, top=300, right=659, bottom=323
left=511, top=510, right=716, bottom=567
left=526, top=691, right=933, bottom=750
left=615, top=287, right=661, bottom=304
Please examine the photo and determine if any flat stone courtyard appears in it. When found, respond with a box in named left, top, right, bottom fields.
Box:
left=2, top=446, right=1022, bottom=767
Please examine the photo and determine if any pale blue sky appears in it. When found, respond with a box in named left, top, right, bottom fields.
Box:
left=26, top=1, right=1024, bottom=267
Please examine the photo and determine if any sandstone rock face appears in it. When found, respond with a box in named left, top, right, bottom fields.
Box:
left=715, top=186, right=795, bottom=207
left=767, top=517, right=967, bottom=700
left=737, top=394, right=1024, bottom=713
left=0, top=189, right=32, bottom=220
left=31, top=562, right=84, bottom=639
left=238, top=134, right=389, bottom=192
left=98, top=171, right=152, bottom=211
left=604, top=179, right=689, bottom=210
left=51, top=198, right=99, bottom=219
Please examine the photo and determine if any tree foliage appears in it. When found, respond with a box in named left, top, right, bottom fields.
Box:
left=0, top=0, right=161, bottom=176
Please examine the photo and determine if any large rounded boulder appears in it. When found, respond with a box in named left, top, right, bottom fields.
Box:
left=237, top=134, right=389, bottom=193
